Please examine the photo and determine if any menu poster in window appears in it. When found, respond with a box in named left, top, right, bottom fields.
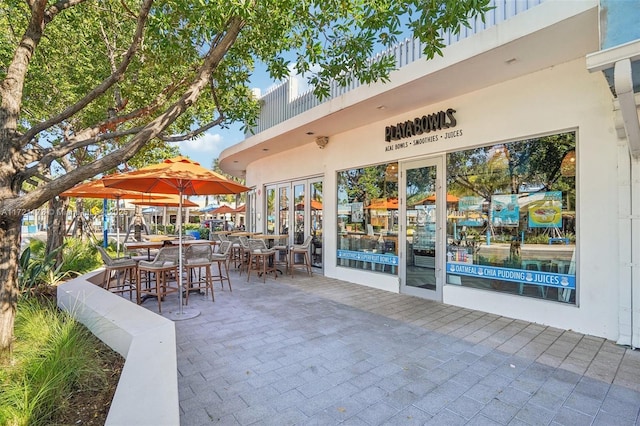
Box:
left=491, top=194, right=519, bottom=227
left=416, top=205, right=435, bottom=227
left=527, top=191, right=562, bottom=228
left=351, top=202, right=364, bottom=223
left=458, top=196, right=484, bottom=227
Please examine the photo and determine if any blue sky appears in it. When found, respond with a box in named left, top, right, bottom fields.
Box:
left=177, top=63, right=279, bottom=169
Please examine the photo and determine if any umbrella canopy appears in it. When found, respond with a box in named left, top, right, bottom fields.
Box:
left=234, top=204, right=246, bottom=213
left=131, top=194, right=199, bottom=208
left=61, top=176, right=170, bottom=255
left=366, top=198, right=399, bottom=210
left=103, top=156, right=249, bottom=320
left=60, top=176, right=150, bottom=200
left=211, top=204, right=236, bottom=215
left=102, top=156, right=249, bottom=196
left=421, top=193, right=460, bottom=203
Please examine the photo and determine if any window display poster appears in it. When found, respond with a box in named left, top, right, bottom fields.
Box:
left=458, top=196, right=485, bottom=227
left=491, top=194, right=519, bottom=227
left=351, top=202, right=364, bottom=223
left=527, top=191, right=562, bottom=228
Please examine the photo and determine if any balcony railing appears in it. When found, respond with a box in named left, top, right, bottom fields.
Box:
left=247, top=0, right=546, bottom=136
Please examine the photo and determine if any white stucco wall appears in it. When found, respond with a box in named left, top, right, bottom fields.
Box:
left=246, top=57, right=621, bottom=340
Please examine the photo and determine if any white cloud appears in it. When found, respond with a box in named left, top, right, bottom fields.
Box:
left=178, top=132, right=222, bottom=153
left=177, top=132, right=225, bottom=168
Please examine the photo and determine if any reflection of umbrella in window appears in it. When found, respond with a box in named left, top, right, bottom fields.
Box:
left=365, top=198, right=398, bottom=209
left=104, top=156, right=249, bottom=320
left=417, top=193, right=460, bottom=204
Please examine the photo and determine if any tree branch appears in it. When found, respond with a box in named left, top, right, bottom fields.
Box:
left=9, top=16, right=246, bottom=213
left=18, top=0, right=155, bottom=147
left=158, top=116, right=225, bottom=142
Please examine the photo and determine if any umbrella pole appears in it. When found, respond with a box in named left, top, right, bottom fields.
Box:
left=168, top=189, right=200, bottom=321
left=178, top=194, right=184, bottom=314
left=116, top=197, right=120, bottom=257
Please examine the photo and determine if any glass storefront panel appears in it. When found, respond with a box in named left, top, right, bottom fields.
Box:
left=445, top=132, right=577, bottom=304
left=337, top=163, right=399, bottom=275
left=293, top=183, right=305, bottom=244
left=310, top=180, right=324, bottom=267
left=266, top=187, right=276, bottom=234
left=279, top=186, right=290, bottom=235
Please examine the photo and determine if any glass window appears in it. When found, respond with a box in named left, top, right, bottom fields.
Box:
left=265, top=187, right=276, bottom=234
left=279, top=186, right=289, bottom=235
left=445, top=132, right=577, bottom=304
left=337, top=162, right=399, bottom=275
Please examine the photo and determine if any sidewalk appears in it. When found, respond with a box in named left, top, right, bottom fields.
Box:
left=153, top=269, right=640, bottom=425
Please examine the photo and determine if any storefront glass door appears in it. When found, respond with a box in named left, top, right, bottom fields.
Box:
left=401, top=157, right=443, bottom=300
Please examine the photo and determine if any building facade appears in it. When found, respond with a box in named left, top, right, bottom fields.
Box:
left=219, top=0, right=640, bottom=345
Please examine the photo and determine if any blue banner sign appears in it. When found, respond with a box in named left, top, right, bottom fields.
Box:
left=446, top=262, right=575, bottom=289
left=337, top=250, right=399, bottom=266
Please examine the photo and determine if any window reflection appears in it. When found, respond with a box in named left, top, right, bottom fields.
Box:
left=337, top=162, right=399, bottom=275
left=445, top=132, right=577, bottom=304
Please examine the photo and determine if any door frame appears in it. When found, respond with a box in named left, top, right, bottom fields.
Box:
left=399, top=155, right=446, bottom=301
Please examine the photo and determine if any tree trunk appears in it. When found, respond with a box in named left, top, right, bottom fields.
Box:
left=46, top=197, right=69, bottom=269
left=0, top=214, right=23, bottom=352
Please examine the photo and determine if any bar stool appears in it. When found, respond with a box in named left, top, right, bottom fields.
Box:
left=236, top=236, right=251, bottom=275
left=183, top=244, right=215, bottom=304
left=271, top=236, right=289, bottom=274
left=211, top=241, right=232, bottom=291
left=97, top=247, right=137, bottom=300
left=289, top=235, right=313, bottom=277
left=247, top=239, right=276, bottom=283
left=137, top=247, right=180, bottom=313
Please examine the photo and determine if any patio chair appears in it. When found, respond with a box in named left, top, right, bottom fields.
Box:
left=97, top=246, right=137, bottom=300
left=289, top=235, right=313, bottom=277
left=247, top=238, right=276, bottom=283
left=211, top=240, right=232, bottom=291
left=183, top=244, right=214, bottom=305
left=271, top=235, right=289, bottom=274
left=137, top=246, right=180, bottom=313
left=237, top=236, right=251, bottom=275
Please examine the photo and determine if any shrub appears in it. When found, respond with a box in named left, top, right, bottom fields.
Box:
left=0, top=298, right=108, bottom=426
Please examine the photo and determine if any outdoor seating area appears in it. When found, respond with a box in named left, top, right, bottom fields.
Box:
left=95, top=228, right=317, bottom=311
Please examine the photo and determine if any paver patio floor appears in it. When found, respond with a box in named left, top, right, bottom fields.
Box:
left=145, top=269, right=640, bottom=425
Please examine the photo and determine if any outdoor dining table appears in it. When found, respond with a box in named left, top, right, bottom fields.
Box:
left=124, top=239, right=215, bottom=260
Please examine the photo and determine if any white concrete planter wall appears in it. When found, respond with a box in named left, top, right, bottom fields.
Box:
left=57, top=270, right=179, bottom=426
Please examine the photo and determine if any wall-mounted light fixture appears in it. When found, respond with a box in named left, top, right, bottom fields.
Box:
left=315, top=136, right=329, bottom=149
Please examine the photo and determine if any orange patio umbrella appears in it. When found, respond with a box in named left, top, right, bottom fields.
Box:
left=61, top=176, right=170, bottom=255
left=234, top=204, right=246, bottom=213
left=103, top=156, right=249, bottom=320
left=132, top=195, right=199, bottom=233
left=417, top=193, right=460, bottom=204
left=131, top=194, right=199, bottom=208
left=366, top=198, right=399, bottom=210
left=211, top=204, right=236, bottom=215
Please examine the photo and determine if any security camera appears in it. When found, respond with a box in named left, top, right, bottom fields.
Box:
left=315, top=136, right=329, bottom=149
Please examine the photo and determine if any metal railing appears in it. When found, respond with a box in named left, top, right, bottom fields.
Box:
left=247, top=0, right=545, bottom=136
